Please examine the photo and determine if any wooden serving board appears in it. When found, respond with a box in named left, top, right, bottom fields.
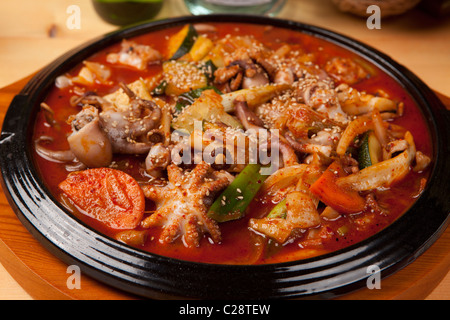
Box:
left=0, top=74, right=449, bottom=300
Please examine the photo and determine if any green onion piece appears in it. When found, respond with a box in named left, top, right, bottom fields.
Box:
left=208, top=164, right=268, bottom=223
left=358, top=130, right=382, bottom=170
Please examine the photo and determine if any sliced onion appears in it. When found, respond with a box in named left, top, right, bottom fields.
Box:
left=371, top=108, right=387, bottom=147
left=341, top=95, right=397, bottom=116
left=259, top=164, right=308, bottom=194
left=249, top=217, right=294, bottom=243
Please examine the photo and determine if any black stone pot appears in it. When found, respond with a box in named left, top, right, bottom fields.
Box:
left=0, top=14, right=449, bottom=300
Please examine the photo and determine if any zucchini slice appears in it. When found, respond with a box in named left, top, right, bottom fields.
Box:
left=168, top=24, right=198, bottom=60
left=358, top=131, right=382, bottom=169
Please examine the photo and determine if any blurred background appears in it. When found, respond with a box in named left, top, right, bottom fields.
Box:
left=0, top=0, right=448, bottom=93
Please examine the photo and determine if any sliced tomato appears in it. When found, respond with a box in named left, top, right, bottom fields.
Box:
left=310, top=161, right=365, bottom=214
left=59, top=168, right=145, bottom=230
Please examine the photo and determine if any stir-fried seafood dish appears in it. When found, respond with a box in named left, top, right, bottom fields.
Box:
left=33, top=23, right=432, bottom=264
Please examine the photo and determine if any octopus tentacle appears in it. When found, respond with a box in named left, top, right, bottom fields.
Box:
left=188, top=161, right=212, bottom=188
left=184, top=215, right=201, bottom=247
left=160, top=217, right=182, bottom=244
left=167, top=164, right=183, bottom=185
left=141, top=184, right=169, bottom=205
left=141, top=206, right=170, bottom=228
left=199, top=214, right=221, bottom=243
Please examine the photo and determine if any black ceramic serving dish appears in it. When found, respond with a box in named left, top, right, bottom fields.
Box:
left=0, top=15, right=449, bottom=300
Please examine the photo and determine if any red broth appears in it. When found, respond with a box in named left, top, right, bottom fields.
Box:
left=32, top=23, right=432, bottom=265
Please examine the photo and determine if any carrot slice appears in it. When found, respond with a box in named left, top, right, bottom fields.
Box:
left=310, top=161, right=365, bottom=214
left=59, top=168, right=145, bottom=230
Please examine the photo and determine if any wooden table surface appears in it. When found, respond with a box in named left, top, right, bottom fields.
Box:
left=0, top=0, right=449, bottom=300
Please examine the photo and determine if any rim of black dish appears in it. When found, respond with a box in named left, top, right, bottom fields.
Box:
left=0, top=14, right=449, bottom=299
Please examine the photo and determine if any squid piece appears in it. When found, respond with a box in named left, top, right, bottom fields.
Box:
left=336, top=109, right=402, bottom=162
left=325, top=57, right=369, bottom=85
left=214, top=58, right=269, bottom=91
left=336, top=116, right=373, bottom=156
left=234, top=97, right=299, bottom=167
left=257, top=95, right=345, bottom=146
left=371, top=108, right=388, bottom=149
left=285, top=131, right=336, bottom=158
left=67, top=106, right=113, bottom=168
left=336, top=83, right=399, bottom=118
left=258, top=100, right=342, bottom=159
left=291, top=79, right=349, bottom=124
left=337, top=131, right=416, bottom=191
left=234, top=96, right=265, bottom=130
